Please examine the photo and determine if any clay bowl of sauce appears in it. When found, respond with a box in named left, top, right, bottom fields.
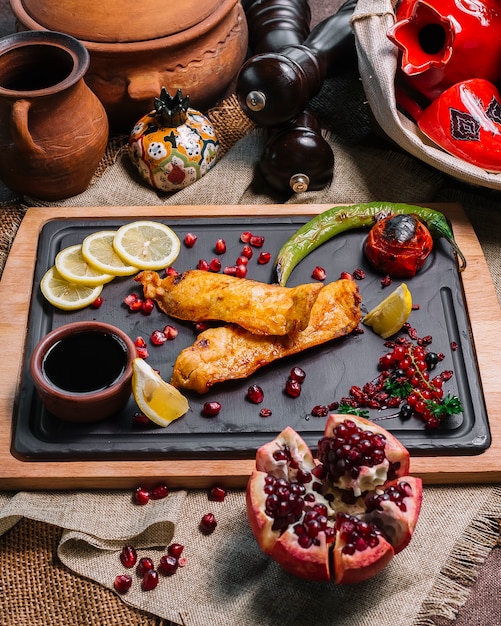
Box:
left=30, top=321, right=135, bottom=423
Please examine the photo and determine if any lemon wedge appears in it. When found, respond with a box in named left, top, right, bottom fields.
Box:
left=363, top=283, right=413, bottom=339
left=55, top=244, right=115, bottom=286
left=40, top=266, right=104, bottom=310
left=113, top=221, right=181, bottom=270
left=81, top=230, right=139, bottom=276
left=132, top=358, right=189, bottom=427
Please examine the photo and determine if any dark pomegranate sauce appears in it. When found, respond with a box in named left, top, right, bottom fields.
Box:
left=42, top=331, right=127, bottom=393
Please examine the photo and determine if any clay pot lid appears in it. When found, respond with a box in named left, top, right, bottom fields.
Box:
left=13, top=0, right=223, bottom=43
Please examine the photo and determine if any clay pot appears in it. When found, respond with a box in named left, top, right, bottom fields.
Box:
left=11, top=0, right=249, bottom=132
left=0, top=30, right=108, bottom=200
left=15, top=0, right=222, bottom=43
left=30, top=321, right=135, bottom=424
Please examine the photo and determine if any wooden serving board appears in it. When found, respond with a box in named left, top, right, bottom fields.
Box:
left=1, top=204, right=500, bottom=489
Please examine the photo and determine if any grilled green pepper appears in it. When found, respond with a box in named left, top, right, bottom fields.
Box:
left=274, top=202, right=466, bottom=285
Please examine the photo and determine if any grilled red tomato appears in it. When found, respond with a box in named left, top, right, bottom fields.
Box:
left=365, top=214, right=433, bottom=277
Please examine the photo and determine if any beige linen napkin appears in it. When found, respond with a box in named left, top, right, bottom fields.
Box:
left=0, top=486, right=499, bottom=626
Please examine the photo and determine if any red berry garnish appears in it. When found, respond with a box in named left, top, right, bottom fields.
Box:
left=163, top=324, right=178, bottom=340
left=159, top=554, right=179, bottom=575
left=240, top=231, right=252, bottom=243
left=114, top=574, right=132, bottom=593
left=200, top=513, right=217, bottom=534
left=289, top=366, right=306, bottom=383
left=209, top=258, right=222, bottom=272
left=223, top=265, right=237, bottom=276
left=259, top=407, right=272, bottom=417
left=250, top=235, right=264, bottom=247
left=241, top=245, right=253, bottom=259
left=235, top=255, right=249, bottom=266
left=197, top=259, right=210, bottom=271
left=285, top=379, right=302, bottom=398
left=168, top=543, right=185, bottom=558
left=235, top=263, right=247, bottom=278
left=141, top=298, right=155, bottom=315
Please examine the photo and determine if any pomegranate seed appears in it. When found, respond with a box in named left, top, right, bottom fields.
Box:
left=285, top=379, right=302, bottom=398
left=163, top=324, right=178, bottom=340
left=135, top=346, right=149, bottom=359
left=257, top=251, right=271, bottom=264
left=235, top=255, right=249, bottom=266
left=133, top=486, right=150, bottom=505
left=289, top=366, right=306, bottom=383
left=381, top=275, right=392, bottom=287
left=120, top=545, right=137, bottom=568
left=168, top=543, right=185, bottom=558
left=339, top=271, right=353, bottom=280
left=197, top=259, right=210, bottom=271
left=124, top=293, right=138, bottom=307
left=223, top=265, right=237, bottom=276
left=203, top=401, right=221, bottom=416
left=159, top=554, right=179, bottom=575
left=209, top=258, right=222, bottom=272
left=132, top=412, right=151, bottom=427
left=250, top=235, right=264, bottom=247
left=178, top=556, right=187, bottom=567
left=137, top=557, right=155, bottom=576
left=114, top=574, right=132, bottom=593
left=194, top=322, right=208, bottom=332
left=450, top=341, right=458, bottom=351
left=311, top=266, right=326, bottom=281
left=352, top=268, right=366, bottom=280
left=240, top=231, right=252, bottom=243
left=184, top=232, right=198, bottom=247
left=214, top=238, right=226, bottom=254
left=141, top=298, right=155, bottom=315
left=150, top=330, right=167, bottom=345
left=135, top=336, right=147, bottom=348
left=235, top=263, right=247, bottom=278
left=259, top=407, right=272, bottom=417
left=200, top=513, right=217, bottom=534
left=311, top=405, right=328, bottom=417
left=90, top=296, right=103, bottom=309
left=142, top=569, right=159, bottom=591
left=165, top=266, right=178, bottom=276
left=247, top=384, right=264, bottom=404
left=241, top=245, right=253, bottom=259
left=209, top=486, right=227, bottom=502
left=150, top=483, right=169, bottom=500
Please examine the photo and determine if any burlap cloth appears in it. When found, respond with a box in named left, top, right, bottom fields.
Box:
left=1, top=24, right=501, bottom=626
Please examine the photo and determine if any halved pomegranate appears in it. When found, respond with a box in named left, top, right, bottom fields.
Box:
left=246, top=416, right=422, bottom=584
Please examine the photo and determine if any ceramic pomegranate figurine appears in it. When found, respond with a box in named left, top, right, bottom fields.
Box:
left=128, top=88, right=219, bottom=192
left=387, top=0, right=501, bottom=102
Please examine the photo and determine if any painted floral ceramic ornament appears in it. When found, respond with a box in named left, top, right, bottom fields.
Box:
left=128, top=87, right=219, bottom=192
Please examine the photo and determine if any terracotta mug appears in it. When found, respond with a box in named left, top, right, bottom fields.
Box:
left=0, top=30, right=108, bottom=200
left=417, top=78, right=501, bottom=172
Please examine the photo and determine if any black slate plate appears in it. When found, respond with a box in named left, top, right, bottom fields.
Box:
left=12, top=216, right=490, bottom=460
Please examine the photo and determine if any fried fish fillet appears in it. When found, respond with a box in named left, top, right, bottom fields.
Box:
left=170, top=278, right=361, bottom=393
left=136, top=269, right=323, bottom=336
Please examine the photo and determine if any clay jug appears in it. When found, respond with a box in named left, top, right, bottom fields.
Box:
left=0, top=30, right=109, bottom=200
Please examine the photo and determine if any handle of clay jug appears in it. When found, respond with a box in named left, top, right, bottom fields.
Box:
left=10, top=99, right=45, bottom=155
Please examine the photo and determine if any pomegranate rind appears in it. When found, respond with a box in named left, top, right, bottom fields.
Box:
left=255, top=425, right=316, bottom=480
left=271, top=527, right=330, bottom=582
left=246, top=470, right=281, bottom=553
left=365, top=476, right=423, bottom=554
left=333, top=528, right=394, bottom=585
left=322, top=414, right=410, bottom=496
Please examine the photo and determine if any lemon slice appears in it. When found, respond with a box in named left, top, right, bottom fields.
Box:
left=55, top=244, right=115, bottom=286
left=81, top=230, right=139, bottom=276
left=40, top=266, right=104, bottom=311
left=132, top=358, right=189, bottom=427
left=113, top=221, right=181, bottom=270
left=363, top=283, right=413, bottom=339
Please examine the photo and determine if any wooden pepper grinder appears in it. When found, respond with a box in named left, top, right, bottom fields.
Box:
left=242, top=0, right=311, bottom=53
left=237, top=0, right=357, bottom=127
left=260, top=110, right=335, bottom=193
